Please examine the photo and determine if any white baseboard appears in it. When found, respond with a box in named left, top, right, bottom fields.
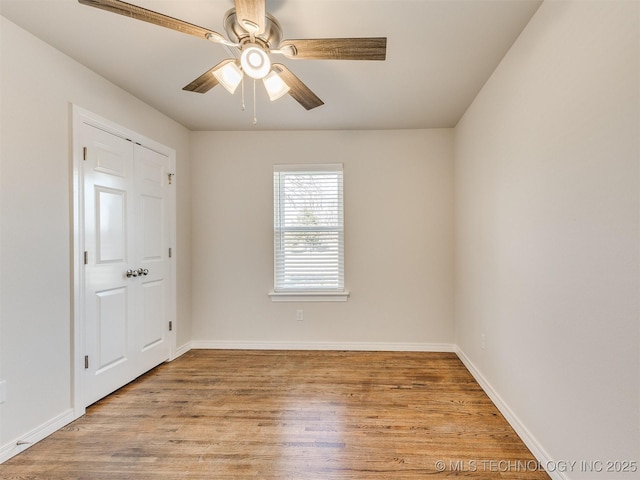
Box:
left=172, top=341, right=192, bottom=360
left=190, top=340, right=456, bottom=352
left=0, top=408, right=75, bottom=464
left=455, top=347, right=566, bottom=480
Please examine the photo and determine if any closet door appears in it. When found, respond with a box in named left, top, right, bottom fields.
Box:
left=82, top=124, right=171, bottom=406
left=133, top=144, right=172, bottom=375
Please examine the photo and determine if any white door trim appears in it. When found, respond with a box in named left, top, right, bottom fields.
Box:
left=71, top=105, right=177, bottom=419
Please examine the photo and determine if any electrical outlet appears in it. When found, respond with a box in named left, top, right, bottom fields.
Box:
left=296, top=309, right=304, bottom=321
left=0, top=380, right=7, bottom=404
left=481, top=334, right=486, bottom=350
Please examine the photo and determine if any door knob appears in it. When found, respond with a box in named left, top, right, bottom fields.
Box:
left=126, top=268, right=148, bottom=278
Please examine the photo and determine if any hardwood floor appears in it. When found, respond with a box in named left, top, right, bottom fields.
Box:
left=0, top=350, right=549, bottom=479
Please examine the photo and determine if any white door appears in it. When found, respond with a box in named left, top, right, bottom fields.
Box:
left=82, top=124, right=171, bottom=406
left=133, top=144, right=172, bottom=375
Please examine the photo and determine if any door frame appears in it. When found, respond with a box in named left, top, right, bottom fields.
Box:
left=71, top=105, right=177, bottom=419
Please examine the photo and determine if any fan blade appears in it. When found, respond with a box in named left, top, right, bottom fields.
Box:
left=272, top=64, right=324, bottom=110
left=234, top=0, right=266, bottom=35
left=279, top=38, right=387, bottom=60
left=78, top=0, right=221, bottom=41
left=183, top=60, right=235, bottom=94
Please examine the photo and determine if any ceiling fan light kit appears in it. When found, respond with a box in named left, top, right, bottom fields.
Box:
left=263, top=71, right=290, bottom=101
left=240, top=45, right=271, bottom=80
left=78, top=0, right=387, bottom=123
left=212, top=61, right=243, bottom=94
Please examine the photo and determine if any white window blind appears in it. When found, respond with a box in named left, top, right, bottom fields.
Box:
left=273, top=164, right=344, bottom=292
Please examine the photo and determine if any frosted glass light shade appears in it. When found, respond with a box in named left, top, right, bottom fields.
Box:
left=213, top=62, right=243, bottom=94
left=241, top=46, right=271, bottom=79
left=263, top=71, right=290, bottom=101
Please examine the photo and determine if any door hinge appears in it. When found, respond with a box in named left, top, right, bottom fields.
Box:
left=84, top=355, right=89, bottom=369
left=84, top=251, right=88, bottom=265
left=168, top=173, right=174, bottom=185
left=168, top=247, right=172, bottom=258
left=169, top=321, right=173, bottom=332
left=83, top=146, right=87, bottom=161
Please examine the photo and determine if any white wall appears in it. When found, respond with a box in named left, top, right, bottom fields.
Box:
left=454, top=1, right=639, bottom=477
left=190, top=129, right=454, bottom=349
left=0, top=17, right=192, bottom=450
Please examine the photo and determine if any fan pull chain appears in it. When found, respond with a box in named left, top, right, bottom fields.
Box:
left=241, top=76, right=245, bottom=111
left=253, top=79, right=257, bottom=125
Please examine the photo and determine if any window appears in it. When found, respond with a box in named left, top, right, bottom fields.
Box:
left=271, top=164, right=348, bottom=301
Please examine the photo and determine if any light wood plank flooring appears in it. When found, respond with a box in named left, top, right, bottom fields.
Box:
left=0, top=350, right=550, bottom=479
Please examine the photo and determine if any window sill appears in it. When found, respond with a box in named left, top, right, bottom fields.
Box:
left=268, top=291, right=350, bottom=302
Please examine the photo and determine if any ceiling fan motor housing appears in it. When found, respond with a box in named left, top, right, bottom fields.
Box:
left=223, top=9, right=283, bottom=49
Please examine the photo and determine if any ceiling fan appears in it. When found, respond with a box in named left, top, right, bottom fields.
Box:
left=78, top=0, right=387, bottom=114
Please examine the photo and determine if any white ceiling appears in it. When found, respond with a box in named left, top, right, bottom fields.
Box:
left=0, top=0, right=542, bottom=131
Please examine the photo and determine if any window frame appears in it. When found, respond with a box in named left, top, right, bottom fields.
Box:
left=269, top=163, right=349, bottom=302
